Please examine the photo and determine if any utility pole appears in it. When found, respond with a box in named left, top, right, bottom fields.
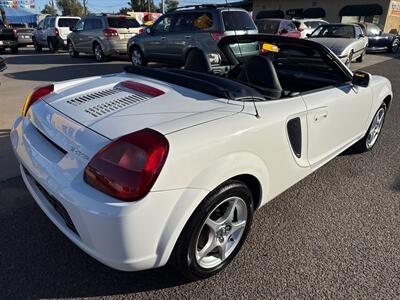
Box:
left=148, top=0, right=151, bottom=12
left=83, top=0, right=88, bottom=16
left=162, top=0, right=165, bottom=14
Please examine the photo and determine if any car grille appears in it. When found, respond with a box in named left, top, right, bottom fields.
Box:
left=25, top=169, right=79, bottom=236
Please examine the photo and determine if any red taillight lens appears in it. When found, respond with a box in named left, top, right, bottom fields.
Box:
left=121, top=81, right=165, bottom=97
left=139, top=28, right=145, bottom=34
left=55, top=27, right=60, bottom=37
left=103, top=28, right=119, bottom=38
left=22, top=85, right=54, bottom=117
left=84, top=128, right=169, bottom=201
left=210, top=32, right=224, bottom=41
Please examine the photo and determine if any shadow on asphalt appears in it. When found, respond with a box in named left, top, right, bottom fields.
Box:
left=0, top=176, right=189, bottom=299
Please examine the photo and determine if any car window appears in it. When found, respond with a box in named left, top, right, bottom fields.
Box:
left=58, top=18, right=80, bottom=28
left=107, top=17, right=141, bottom=28
left=84, top=19, right=93, bottom=30
left=310, top=25, right=355, bottom=38
left=366, top=23, right=381, bottom=36
left=75, top=20, right=84, bottom=31
left=43, top=18, right=50, bottom=29
left=222, top=11, right=256, bottom=31
left=355, top=26, right=363, bottom=37
left=49, top=18, right=55, bottom=27
left=287, top=21, right=297, bottom=32
left=173, top=13, right=214, bottom=32
left=152, top=15, right=173, bottom=33
left=304, top=21, right=326, bottom=29
left=255, top=20, right=279, bottom=34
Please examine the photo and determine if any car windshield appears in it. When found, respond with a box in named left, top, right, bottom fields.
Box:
left=255, top=20, right=280, bottom=34
left=366, top=23, right=382, bottom=36
left=108, top=17, right=141, bottom=28
left=58, top=18, right=80, bottom=28
left=222, top=11, right=256, bottom=31
left=310, top=25, right=355, bottom=38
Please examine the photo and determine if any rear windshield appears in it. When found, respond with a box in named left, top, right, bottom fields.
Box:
left=222, top=11, right=256, bottom=31
left=107, top=17, right=141, bottom=28
left=304, top=21, right=326, bottom=29
left=255, top=20, right=280, bottom=34
left=57, top=18, right=80, bottom=27
left=310, top=25, right=355, bottom=38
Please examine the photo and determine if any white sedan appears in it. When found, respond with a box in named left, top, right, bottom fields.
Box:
left=11, top=35, right=392, bottom=280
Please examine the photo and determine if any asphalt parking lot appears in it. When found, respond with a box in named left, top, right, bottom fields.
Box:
left=0, top=49, right=399, bottom=299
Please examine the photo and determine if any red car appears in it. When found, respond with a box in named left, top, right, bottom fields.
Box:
left=255, top=18, right=302, bottom=38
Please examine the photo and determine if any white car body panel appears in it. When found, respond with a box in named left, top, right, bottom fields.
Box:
left=11, top=68, right=393, bottom=271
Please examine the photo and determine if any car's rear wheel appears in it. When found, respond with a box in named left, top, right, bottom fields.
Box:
left=345, top=51, right=353, bottom=67
left=350, top=103, right=387, bottom=153
left=68, top=41, right=79, bottom=58
left=130, top=46, right=147, bottom=66
left=48, top=38, right=58, bottom=53
left=93, top=43, right=109, bottom=62
left=33, top=37, right=42, bottom=52
left=390, top=38, right=400, bottom=53
left=10, top=46, right=18, bottom=54
left=171, top=180, right=254, bottom=280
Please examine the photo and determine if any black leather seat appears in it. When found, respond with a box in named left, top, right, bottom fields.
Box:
left=238, top=55, right=283, bottom=99
left=184, top=48, right=212, bottom=73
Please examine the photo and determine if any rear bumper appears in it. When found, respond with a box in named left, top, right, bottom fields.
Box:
left=101, top=38, right=130, bottom=55
left=0, top=40, right=18, bottom=48
left=11, top=116, right=208, bottom=271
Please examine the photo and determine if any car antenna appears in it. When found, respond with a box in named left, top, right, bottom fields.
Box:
left=224, top=0, right=260, bottom=119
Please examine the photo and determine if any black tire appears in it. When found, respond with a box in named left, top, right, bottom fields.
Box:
left=10, top=46, right=18, bottom=54
left=349, top=103, right=387, bottom=154
left=48, top=38, right=58, bottom=53
left=390, top=38, right=399, bottom=53
left=345, top=51, right=354, bottom=67
left=356, top=49, right=365, bottom=62
left=93, top=43, right=109, bottom=62
left=130, top=46, right=147, bottom=66
left=68, top=41, right=79, bottom=58
left=170, top=180, right=254, bottom=280
left=33, top=37, right=42, bottom=52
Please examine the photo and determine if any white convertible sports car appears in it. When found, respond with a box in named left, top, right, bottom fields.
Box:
left=11, top=35, right=392, bottom=280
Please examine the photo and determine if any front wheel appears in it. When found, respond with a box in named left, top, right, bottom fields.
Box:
left=350, top=103, right=387, bottom=153
left=356, top=49, right=366, bottom=62
left=390, top=38, right=399, bottom=53
left=93, top=43, right=109, bottom=62
left=130, top=46, right=147, bottom=66
left=170, top=180, right=254, bottom=280
left=68, top=41, right=79, bottom=58
left=33, top=38, right=42, bottom=52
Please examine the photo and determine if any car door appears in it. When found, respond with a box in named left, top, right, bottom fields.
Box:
left=144, top=15, right=175, bottom=61
left=82, top=18, right=95, bottom=52
left=35, top=20, right=45, bottom=45
left=71, top=19, right=85, bottom=51
left=354, top=25, right=366, bottom=55
left=302, top=68, right=373, bottom=168
left=39, top=18, right=50, bottom=46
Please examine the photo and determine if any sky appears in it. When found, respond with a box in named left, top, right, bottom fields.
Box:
left=35, top=0, right=229, bottom=13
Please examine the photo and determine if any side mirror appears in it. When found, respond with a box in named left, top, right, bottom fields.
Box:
left=359, top=33, right=365, bottom=38
left=145, top=27, right=153, bottom=35
left=306, top=33, right=311, bottom=38
left=69, top=26, right=76, bottom=32
left=352, top=70, right=370, bottom=88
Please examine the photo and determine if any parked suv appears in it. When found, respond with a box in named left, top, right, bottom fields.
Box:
left=33, top=16, right=80, bottom=53
left=68, top=15, right=143, bottom=62
left=127, top=5, right=258, bottom=67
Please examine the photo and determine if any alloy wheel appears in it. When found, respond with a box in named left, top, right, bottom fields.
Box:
left=131, top=49, right=142, bottom=66
left=195, top=196, right=248, bottom=269
left=392, top=39, right=400, bottom=53
left=366, top=107, right=385, bottom=149
left=94, top=44, right=103, bottom=61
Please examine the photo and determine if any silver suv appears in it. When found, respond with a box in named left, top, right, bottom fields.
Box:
left=33, top=16, right=80, bottom=53
left=127, top=5, right=258, bottom=67
left=67, top=15, right=143, bottom=62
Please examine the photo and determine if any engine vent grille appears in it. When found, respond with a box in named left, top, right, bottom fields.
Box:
left=66, top=87, right=151, bottom=118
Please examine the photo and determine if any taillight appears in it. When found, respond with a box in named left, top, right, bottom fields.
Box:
left=22, top=85, right=54, bottom=117
left=121, top=81, right=164, bottom=97
left=103, top=28, right=119, bottom=38
left=84, top=128, right=169, bottom=201
left=210, top=32, right=224, bottom=41
left=139, top=28, right=145, bottom=34
left=55, top=27, right=60, bottom=37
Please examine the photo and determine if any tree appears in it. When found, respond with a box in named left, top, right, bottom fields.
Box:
left=56, top=0, right=84, bottom=17
left=119, top=7, right=131, bottom=15
left=165, top=0, right=179, bottom=11
left=41, top=4, right=58, bottom=15
left=128, top=0, right=157, bottom=12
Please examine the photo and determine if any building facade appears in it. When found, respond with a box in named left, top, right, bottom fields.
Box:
left=253, top=0, right=400, bottom=33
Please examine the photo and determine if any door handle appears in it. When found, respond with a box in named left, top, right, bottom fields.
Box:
left=185, top=35, right=191, bottom=39
left=314, top=111, right=328, bottom=123
left=161, top=36, right=166, bottom=40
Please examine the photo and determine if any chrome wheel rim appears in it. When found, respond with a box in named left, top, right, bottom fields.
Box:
left=195, top=197, right=248, bottom=269
left=94, top=45, right=102, bottom=61
left=68, top=43, right=74, bottom=56
left=131, top=49, right=142, bottom=66
left=366, top=107, right=385, bottom=149
left=392, top=39, right=399, bottom=52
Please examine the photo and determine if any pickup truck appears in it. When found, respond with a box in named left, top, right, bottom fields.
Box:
left=0, top=21, right=19, bottom=54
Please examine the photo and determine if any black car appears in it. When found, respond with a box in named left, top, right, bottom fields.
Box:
left=357, top=22, right=399, bottom=53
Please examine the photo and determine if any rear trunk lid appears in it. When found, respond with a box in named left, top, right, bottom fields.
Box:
left=43, top=73, right=243, bottom=139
